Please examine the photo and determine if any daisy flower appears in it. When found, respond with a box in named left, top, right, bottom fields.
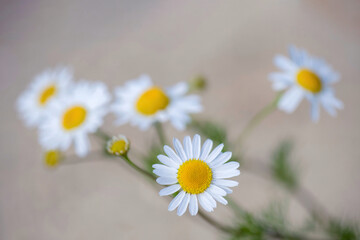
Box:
left=107, top=135, right=130, bottom=156
left=17, top=67, right=73, bottom=127
left=269, top=45, right=343, bottom=121
left=111, top=75, right=202, bottom=131
left=153, top=135, right=240, bottom=216
left=38, top=81, right=111, bottom=157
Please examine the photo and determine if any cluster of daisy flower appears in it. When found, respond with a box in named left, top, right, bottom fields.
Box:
left=16, top=45, right=343, bottom=217
left=17, top=70, right=202, bottom=157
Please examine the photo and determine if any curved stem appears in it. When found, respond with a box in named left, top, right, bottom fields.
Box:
left=95, top=128, right=111, bottom=141
left=235, top=93, right=282, bottom=147
left=122, top=155, right=156, bottom=181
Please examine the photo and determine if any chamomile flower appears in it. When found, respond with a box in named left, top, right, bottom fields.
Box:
left=107, top=135, right=130, bottom=156
left=39, top=81, right=111, bottom=157
left=17, top=67, right=73, bottom=127
left=153, top=135, right=240, bottom=216
left=111, top=75, right=202, bottom=131
left=269, top=45, right=343, bottom=121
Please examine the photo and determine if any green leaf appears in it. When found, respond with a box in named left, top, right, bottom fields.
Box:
left=270, top=140, right=298, bottom=190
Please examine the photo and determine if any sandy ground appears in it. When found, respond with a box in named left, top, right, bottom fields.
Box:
left=0, top=0, right=359, bottom=239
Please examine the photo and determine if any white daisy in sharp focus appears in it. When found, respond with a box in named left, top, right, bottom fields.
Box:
left=17, top=67, right=73, bottom=127
left=111, top=75, right=202, bottom=131
left=153, top=135, right=240, bottom=216
left=269, top=45, right=343, bottom=122
left=38, top=81, right=111, bottom=157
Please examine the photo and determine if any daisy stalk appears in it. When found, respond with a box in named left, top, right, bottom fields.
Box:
left=236, top=92, right=282, bottom=147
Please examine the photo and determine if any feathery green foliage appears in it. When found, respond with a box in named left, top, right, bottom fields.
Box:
left=327, top=219, right=360, bottom=240
left=271, top=140, right=298, bottom=190
left=190, top=119, right=228, bottom=147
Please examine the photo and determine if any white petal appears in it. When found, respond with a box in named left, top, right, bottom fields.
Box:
left=192, top=134, right=201, bottom=159
left=310, top=97, right=320, bottom=122
left=153, top=164, right=177, bottom=172
left=156, top=177, right=178, bottom=185
left=159, top=184, right=181, bottom=196
left=213, top=179, right=239, bottom=187
left=164, top=145, right=182, bottom=165
left=153, top=168, right=177, bottom=178
left=203, top=191, right=216, bottom=208
left=167, top=82, right=188, bottom=97
left=157, top=155, right=179, bottom=168
left=269, top=72, right=294, bottom=91
left=199, top=139, right=213, bottom=161
left=207, top=184, right=227, bottom=196
left=198, top=193, right=213, bottom=212
left=183, top=136, right=193, bottom=159
left=274, top=55, right=297, bottom=71
left=189, top=195, right=198, bottom=216
left=214, top=170, right=240, bottom=179
left=74, top=134, right=90, bottom=157
left=168, top=191, right=185, bottom=211
left=210, top=193, right=228, bottom=205
left=205, top=143, right=224, bottom=163
left=173, top=138, right=187, bottom=162
left=219, top=186, right=233, bottom=194
left=213, top=161, right=239, bottom=172
left=177, top=193, right=190, bottom=216
left=209, top=152, right=232, bottom=168
left=278, top=86, right=304, bottom=113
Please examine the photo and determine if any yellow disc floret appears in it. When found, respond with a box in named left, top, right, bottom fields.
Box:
left=44, top=150, right=61, bottom=168
left=62, top=106, right=87, bottom=130
left=39, top=85, right=56, bottom=105
left=107, top=135, right=129, bottom=156
left=296, top=69, right=322, bottom=93
left=177, top=159, right=212, bottom=194
left=136, top=87, right=170, bottom=115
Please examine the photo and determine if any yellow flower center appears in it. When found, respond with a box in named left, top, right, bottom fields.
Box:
left=296, top=69, right=322, bottom=93
left=44, top=150, right=61, bottom=167
left=136, top=87, right=170, bottom=115
left=62, top=106, right=87, bottom=130
left=177, top=159, right=212, bottom=194
left=109, top=139, right=128, bottom=155
left=39, top=85, right=56, bottom=105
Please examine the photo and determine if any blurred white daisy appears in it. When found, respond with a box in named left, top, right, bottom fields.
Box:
left=153, top=135, right=240, bottom=216
left=269, top=45, right=343, bottom=122
left=17, top=67, right=73, bottom=127
left=39, top=81, right=111, bottom=157
left=111, top=75, right=202, bottom=131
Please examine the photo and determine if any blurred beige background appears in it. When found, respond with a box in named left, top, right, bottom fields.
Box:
left=1, top=0, right=360, bottom=239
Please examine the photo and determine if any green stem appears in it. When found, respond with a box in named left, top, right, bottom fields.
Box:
left=121, top=154, right=156, bottom=181
left=95, top=128, right=111, bottom=141
left=236, top=92, right=282, bottom=147
left=154, top=122, right=166, bottom=146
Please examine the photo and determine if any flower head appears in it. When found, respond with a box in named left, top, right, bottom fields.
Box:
left=111, top=75, right=202, bottom=131
left=107, top=135, right=130, bottom=156
left=269, top=45, right=343, bottom=122
left=153, top=135, right=240, bottom=216
left=38, top=81, right=111, bottom=157
left=44, top=150, right=62, bottom=168
left=17, top=67, right=73, bottom=127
